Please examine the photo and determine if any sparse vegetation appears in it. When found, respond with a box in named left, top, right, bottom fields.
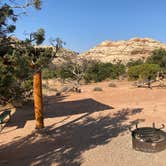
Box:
left=127, top=59, right=144, bottom=67
left=108, top=82, right=117, bottom=87
left=1, top=4, right=166, bottom=105
left=84, top=62, right=126, bottom=83
left=146, top=48, right=166, bottom=69
left=56, top=58, right=93, bottom=92
left=127, top=49, right=166, bottom=83
left=128, top=63, right=160, bottom=81
left=42, top=68, right=57, bottom=79
left=93, top=87, right=103, bottom=91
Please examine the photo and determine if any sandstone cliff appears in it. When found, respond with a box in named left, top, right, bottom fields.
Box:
left=80, top=38, right=166, bottom=64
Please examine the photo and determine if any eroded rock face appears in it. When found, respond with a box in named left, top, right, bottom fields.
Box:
left=80, top=38, right=166, bottom=64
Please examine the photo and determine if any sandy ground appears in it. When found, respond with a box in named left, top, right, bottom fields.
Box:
left=0, top=80, right=166, bottom=166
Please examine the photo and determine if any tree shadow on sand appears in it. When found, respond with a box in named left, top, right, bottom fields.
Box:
left=6, top=96, right=113, bottom=129
left=0, top=107, right=144, bottom=166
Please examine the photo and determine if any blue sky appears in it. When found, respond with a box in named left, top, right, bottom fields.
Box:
left=14, top=0, right=166, bottom=53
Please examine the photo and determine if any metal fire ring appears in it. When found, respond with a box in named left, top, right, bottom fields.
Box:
left=129, top=123, right=166, bottom=153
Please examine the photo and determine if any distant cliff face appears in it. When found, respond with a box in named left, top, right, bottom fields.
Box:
left=80, top=38, right=166, bottom=64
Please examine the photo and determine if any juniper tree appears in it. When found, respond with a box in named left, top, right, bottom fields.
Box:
left=0, top=0, right=44, bottom=104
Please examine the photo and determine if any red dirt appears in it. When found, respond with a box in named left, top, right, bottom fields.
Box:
left=0, top=80, right=166, bottom=166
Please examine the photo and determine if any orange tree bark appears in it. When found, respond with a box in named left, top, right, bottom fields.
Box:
left=33, top=70, right=44, bottom=129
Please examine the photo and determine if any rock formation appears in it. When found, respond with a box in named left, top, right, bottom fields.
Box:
left=80, top=38, right=166, bottom=64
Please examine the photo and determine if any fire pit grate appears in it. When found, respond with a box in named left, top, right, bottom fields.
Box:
left=129, top=123, right=166, bottom=153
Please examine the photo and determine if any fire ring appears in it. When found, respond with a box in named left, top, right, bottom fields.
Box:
left=129, top=123, right=166, bottom=153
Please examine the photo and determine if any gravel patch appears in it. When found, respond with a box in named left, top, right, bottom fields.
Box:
left=82, top=132, right=166, bottom=166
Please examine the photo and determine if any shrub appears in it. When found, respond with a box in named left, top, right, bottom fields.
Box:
left=146, top=48, right=166, bottom=69
left=42, top=68, right=57, bottom=79
left=112, top=63, right=126, bottom=78
left=128, top=63, right=161, bottom=81
left=56, top=64, right=74, bottom=81
left=84, top=62, right=100, bottom=83
left=93, top=87, right=103, bottom=91
left=127, top=59, right=144, bottom=67
left=84, top=62, right=126, bottom=83
left=108, top=82, right=117, bottom=87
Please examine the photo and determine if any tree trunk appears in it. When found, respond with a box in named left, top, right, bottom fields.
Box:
left=33, top=70, right=44, bottom=129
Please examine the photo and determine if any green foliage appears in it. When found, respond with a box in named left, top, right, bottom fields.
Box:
left=0, top=1, right=59, bottom=104
left=84, top=62, right=126, bottom=83
left=42, top=68, right=57, bottom=79
left=26, top=28, right=45, bottom=45
left=146, top=48, right=166, bottom=69
left=128, top=63, right=160, bottom=81
left=84, top=62, right=101, bottom=83
left=0, top=1, right=42, bottom=37
left=56, top=64, right=74, bottom=80
left=113, top=63, right=126, bottom=77
left=0, top=39, right=56, bottom=104
left=0, top=4, right=16, bottom=37
left=127, top=59, right=144, bottom=67
left=0, top=47, right=33, bottom=104
left=56, top=61, right=126, bottom=83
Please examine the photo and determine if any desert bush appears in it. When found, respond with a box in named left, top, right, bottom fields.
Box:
left=84, top=62, right=100, bottom=83
left=56, top=64, right=75, bottom=81
left=113, top=63, right=126, bottom=78
left=146, top=48, right=166, bottom=69
left=127, top=59, right=144, bottom=67
left=84, top=62, right=126, bottom=83
left=56, top=60, right=126, bottom=84
left=93, top=87, right=103, bottom=91
left=108, top=82, right=117, bottom=87
left=128, top=63, right=160, bottom=81
left=42, top=68, right=57, bottom=79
